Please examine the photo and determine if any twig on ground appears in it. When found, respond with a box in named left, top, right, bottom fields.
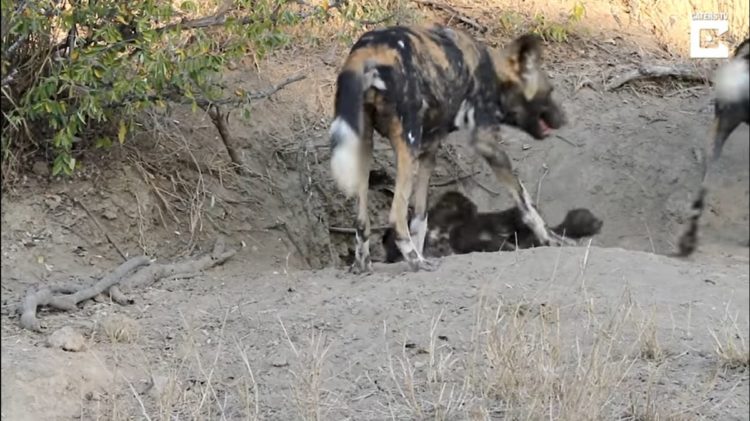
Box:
left=329, top=225, right=390, bottom=234
left=555, top=134, right=583, bottom=147
left=430, top=172, right=480, bottom=187
left=16, top=238, right=236, bottom=332
left=71, top=196, right=128, bottom=260
left=535, top=164, right=550, bottom=205
left=605, top=64, right=708, bottom=91
left=264, top=220, right=313, bottom=269
left=413, top=0, right=487, bottom=33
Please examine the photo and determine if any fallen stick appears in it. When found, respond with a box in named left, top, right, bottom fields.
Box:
left=120, top=238, right=236, bottom=291
left=605, top=64, right=708, bottom=91
left=18, top=256, right=151, bottom=332
left=329, top=226, right=390, bottom=234
left=17, top=238, right=236, bottom=332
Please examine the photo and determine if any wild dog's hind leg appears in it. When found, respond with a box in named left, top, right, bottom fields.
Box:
left=470, top=127, right=572, bottom=247
left=388, top=119, right=437, bottom=272
left=350, top=111, right=375, bottom=274
left=410, top=140, right=440, bottom=255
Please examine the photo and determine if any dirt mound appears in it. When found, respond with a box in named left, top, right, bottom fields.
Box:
left=2, top=247, right=747, bottom=419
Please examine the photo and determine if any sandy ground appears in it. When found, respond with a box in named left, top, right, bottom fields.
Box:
left=1, top=9, right=749, bottom=421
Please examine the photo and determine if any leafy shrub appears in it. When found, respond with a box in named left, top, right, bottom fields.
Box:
left=1, top=0, right=298, bottom=180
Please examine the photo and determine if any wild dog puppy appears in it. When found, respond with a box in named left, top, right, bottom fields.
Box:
left=382, top=192, right=478, bottom=263
left=328, top=24, right=568, bottom=273
left=382, top=191, right=603, bottom=263
left=678, top=37, right=750, bottom=256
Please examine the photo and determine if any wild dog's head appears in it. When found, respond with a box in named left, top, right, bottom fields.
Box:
left=707, top=37, right=750, bottom=173
left=553, top=208, right=603, bottom=239
left=493, top=34, right=566, bottom=140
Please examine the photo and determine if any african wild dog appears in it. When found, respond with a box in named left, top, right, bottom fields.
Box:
left=328, top=24, right=568, bottom=273
left=382, top=191, right=603, bottom=263
left=678, top=37, right=750, bottom=256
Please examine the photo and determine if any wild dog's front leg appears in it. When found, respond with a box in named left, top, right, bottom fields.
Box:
left=388, top=120, right=437, bottom=272
left=410, top=141, right=439, bottom=255
left=350, top=113, right=375, bottom=274
left=470, top=127, right=569, bottom=247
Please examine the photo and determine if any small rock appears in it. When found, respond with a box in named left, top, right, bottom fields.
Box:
left=271, top=357, right=288, bottom=368
left=47, top=326, right=86, bottom=352
left=522, top=144, right=531, bottom=150
left=101, top=209, right=118, bottom=220
left=31, top=161, right=50, bottom=177
left=44, top=194, right=62, bottom=211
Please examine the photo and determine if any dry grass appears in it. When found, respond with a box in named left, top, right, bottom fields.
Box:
left=290, top=0, right=749, bottom=59
left=77, top=278, right=747, bottom=420
left=709, top=303, right=750, bottom=370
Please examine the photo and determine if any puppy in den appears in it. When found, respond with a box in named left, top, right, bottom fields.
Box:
left=382, top=191, right=604, bottom=264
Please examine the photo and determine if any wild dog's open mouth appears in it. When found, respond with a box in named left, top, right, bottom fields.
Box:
left=539, top=118, right=552, bottom=136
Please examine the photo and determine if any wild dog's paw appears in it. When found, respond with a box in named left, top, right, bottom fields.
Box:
left=348, top=257, right=373, bottom=274
left=407, top=257, right=439, bottom=272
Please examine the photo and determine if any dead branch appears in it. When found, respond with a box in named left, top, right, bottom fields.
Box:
left=413, top=0, right=487, bottom=33
left=200, top=74, right=305, bottom=173
left=18, top=256, right=150, bottom=332
left=206, top=104, right=248, bottom=173
left=16, top=238, right=236, bottom=332
left=605, top=64, right=709, bottom=91
left=120, top=238, right=236, bottom=291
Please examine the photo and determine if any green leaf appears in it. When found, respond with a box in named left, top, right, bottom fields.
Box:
left=118, top=120, right=127, bottom=143
left=180, top=1, right=197, bottom=13
left=95, top=137, right=113, bottom=149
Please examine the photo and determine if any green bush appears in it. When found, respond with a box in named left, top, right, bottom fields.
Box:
left=1, top=0, right=298, bottom=179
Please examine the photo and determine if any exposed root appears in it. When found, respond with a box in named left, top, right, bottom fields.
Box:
left=16, top=238, right=236, bottom=332
left=605, top=64, right=708, bottom=91
left=202, top=74, right=306, bottom=174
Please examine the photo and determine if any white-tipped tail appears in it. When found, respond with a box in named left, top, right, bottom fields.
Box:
left=714, top=58, right=750, bottom=103
left=329, top=117, right=361, bottom=198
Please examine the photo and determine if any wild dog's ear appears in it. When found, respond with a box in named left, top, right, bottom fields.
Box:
left=504, top=33, right=544, bottom=99
left=733, top=38, right=750, bottom=59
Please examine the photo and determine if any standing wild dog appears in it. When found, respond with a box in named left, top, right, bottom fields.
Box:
left=329, top=24, right=568, bottom=273
left=678, top=37, right=750, bottom=256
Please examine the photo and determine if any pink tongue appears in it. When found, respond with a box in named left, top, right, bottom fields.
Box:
left=539, top=119, right=551, bottom=135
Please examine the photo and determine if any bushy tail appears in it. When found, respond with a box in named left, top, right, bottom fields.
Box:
left=677, top=187, right=707, bottom=257
left=329, top=65, right=366, bottom=198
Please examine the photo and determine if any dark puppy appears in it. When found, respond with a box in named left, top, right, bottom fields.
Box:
left=383, top=192, right=603, bottom=263
left=328, top=24, right=568, bottom=274
left=678, top=37, right=750, bottom=256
